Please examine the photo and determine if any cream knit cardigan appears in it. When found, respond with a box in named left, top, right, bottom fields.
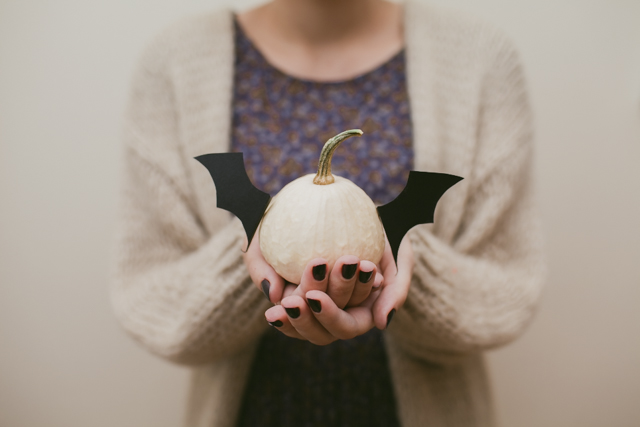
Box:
left=112, top=2, right=545, bottom=426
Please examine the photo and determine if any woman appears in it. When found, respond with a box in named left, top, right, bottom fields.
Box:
left=112, top=1, right=545, bottom=426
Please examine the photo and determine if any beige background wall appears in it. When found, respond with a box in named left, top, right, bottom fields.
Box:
left=1, top=0, right=638, bottom=426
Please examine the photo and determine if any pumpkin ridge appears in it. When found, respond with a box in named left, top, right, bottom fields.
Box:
left=314, top=186, right=325, bottom=264
left=342, top=182, right=355, bottom=255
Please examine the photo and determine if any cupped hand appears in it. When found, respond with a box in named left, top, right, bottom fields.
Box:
left=243, top=231, right=414, bottom=345
left=265, top=256, right=383, bottom=345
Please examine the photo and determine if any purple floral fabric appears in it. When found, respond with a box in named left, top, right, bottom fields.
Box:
left=230, top=25, right=413, bottom=205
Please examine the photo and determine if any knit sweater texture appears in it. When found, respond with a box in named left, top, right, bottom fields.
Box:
left=112, top=2, right=545, bottom=426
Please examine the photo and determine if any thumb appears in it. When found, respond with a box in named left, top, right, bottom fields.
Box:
left=243, top=232, right=286, bottom=304
left=372, top=236, right=414, bottom=329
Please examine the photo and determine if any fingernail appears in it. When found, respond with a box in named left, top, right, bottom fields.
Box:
left=342, top=263, right=358, bottom=280
left=358, top=270, right=373, bottom=284
left=312, top=264, right=326, bottom=281
left=307, top=298, right=322, bottom=313
left=268, top=320, right=283, bottom=327
left=285, top=307, right=301, bottom=319
left=386, top=309, right=396, bottom=328
left=261, top=279, right=271, bottom=301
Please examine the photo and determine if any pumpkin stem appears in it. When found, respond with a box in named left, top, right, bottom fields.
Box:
left=313, top=129, right=363, bottom=185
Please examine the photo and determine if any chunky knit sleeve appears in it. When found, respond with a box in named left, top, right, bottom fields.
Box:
left=388, top=33, right=545, bottom=364
left=111, top=31, right=269, bottom=365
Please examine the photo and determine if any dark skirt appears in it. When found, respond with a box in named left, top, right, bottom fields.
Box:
left=236, top=327, right=401, bottom=427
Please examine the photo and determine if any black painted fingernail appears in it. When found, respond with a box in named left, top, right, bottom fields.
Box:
left=386, top=309, right=396, bottom=328
left=285, top=307, right=301, bottom=319
left=268, top=320, right=283, bottom=327
left=312, top=264, right=327, bottom=281
left=358, top=270, right=373, bottom=284
left=307, top=298, right=322, bottom=313
left=342, top=263, right=358, bottom=280
left=261, top=279, right=271, bottom=301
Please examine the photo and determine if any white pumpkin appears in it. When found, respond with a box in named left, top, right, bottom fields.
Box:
left=259, top=129, right=385, bottom=284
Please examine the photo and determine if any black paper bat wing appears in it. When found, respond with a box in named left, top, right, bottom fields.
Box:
left=195, top=153, right=270, bottom=249
left=377, top=171, right=463, bottom=262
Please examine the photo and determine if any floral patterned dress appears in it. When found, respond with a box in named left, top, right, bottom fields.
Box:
left=231, top=20, right=412, bottom=427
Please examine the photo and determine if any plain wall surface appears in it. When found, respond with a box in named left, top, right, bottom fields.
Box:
left=1, top=1, right=638, bottom=426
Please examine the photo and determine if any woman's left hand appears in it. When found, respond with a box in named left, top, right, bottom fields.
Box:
left=265, top=236, right=414, bottom=345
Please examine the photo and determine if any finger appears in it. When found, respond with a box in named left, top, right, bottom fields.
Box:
left=265, top=305, right=304, bottom=340
left=361, top=286, right=383, bottom=309
left=282, top=282, right=298, bottom=300
left=281, top=295, right=336, bottom=346
left=305, top=290, right=375, bottom=340
left=378, top=235, right=398, bottom=278
left=326, top=255, right=360, bottom=309
left=293, top=258, right=330, bottom=298
left=346, top=261, right=378, bottom=307
left=372, top=272, right=384, bottom=291
left=372, top=282, right=405, bottom=330
left=373, top=236, right=414, bottom=330
left=243, top=233, right=286, bottom=304
left=347, top=270, right=383, bottom=307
